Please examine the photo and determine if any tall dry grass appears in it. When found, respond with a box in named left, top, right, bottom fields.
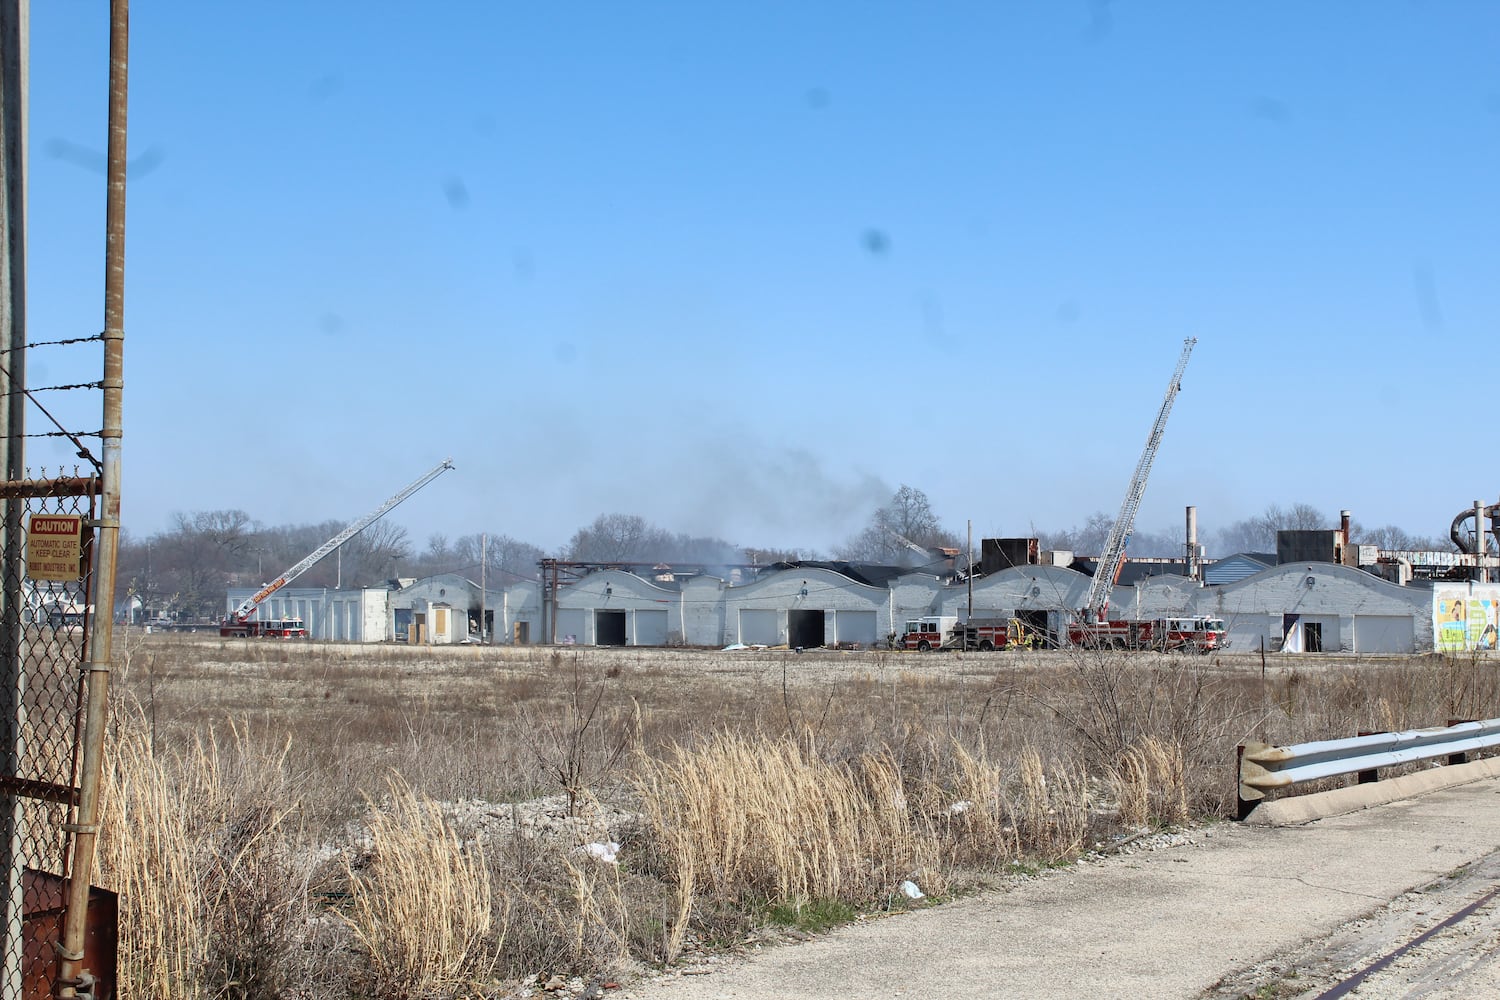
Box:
left=1110, top=737, right=1189, bottom=829
left=631, top=727, right=1103, bottom=962
left=96, top=716, right=201, bottom=996
left=635, top=732, right=930, bottom=909
left=85, top=637, right=1500, bottom=994
left=342, top=776, right=504, bottom=998
left=96, top=710, right=306, bottom=999
left=906, top=738, right=1092, bottom=866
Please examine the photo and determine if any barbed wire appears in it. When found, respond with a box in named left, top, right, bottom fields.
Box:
left=0, top=356, right=101, bottom=470
left=0, top=332, right=105, bottom=355
left=0, top=381, right=104, bottom=395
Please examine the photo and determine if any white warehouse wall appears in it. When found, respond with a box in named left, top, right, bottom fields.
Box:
left=1205, top=563, right=1428, bottom=654
left=724, top=567, right=891, bottom=646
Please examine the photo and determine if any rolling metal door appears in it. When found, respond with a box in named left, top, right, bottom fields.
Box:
left=555, top=609, right=587, bottom=644
left=633, top=609, right=668, bottom=646
left=1353, top=615, right=1414, bottom=654
left=739, top=609, right=779, bottom=645
left=835, top=610, right=877, bottom=646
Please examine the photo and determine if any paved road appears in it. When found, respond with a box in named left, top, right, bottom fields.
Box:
left=620, top=776, right=1500, bottom=1000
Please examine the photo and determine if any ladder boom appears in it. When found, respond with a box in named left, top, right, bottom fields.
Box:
left=1084, top=339, right=1195, bottom=618
left=231, top=458, right=455, bottom=622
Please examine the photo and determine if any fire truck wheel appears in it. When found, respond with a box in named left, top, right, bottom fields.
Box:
left=917, top=640, right=931, bottom=652
left=979, top=640, right=995, bottom=652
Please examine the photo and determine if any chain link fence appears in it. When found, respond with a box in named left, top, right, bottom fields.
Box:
left=0, top=478, right=109, bottom=997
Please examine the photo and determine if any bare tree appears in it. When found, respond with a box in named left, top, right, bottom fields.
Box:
left=152, top=509, right=260, bottom=618
left=1036, top=511, right=1113, bottom=556
left=1031, top=513, right=1181, bottom=559
left=566, top=514, right=663, bottom=562
left=482, top=534, right=546, bottom=582
left=342, top=520, right=412, bottom=583
left=1213, top=502, right=1341, bottom=556
left=1359, top=523, right=1443, bottom=551
left=435, top=532, right=547, bottom=583
left=564, top=514, right=744, bottom=565
left=837, top=485, right=958, bottom=564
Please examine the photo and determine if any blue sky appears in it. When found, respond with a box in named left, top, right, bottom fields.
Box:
left=23, top=2, right=1500, bottom=554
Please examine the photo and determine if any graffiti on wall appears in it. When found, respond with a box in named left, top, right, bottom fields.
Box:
left=1436, top=590, right=1500, bottom=651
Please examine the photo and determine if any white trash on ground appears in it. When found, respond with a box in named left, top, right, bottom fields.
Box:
left=583, top=841, right=620, bottom=864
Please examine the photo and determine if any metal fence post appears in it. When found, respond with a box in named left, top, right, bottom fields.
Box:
left=0, top=3, right=24, bottom=994
left=56, top=0, right=126, bottom=994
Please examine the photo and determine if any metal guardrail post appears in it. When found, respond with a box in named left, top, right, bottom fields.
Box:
left=1235, top=744, right=1255, bottom=821
left=1448, top=719, right=1474, bottom=765
left=1356, top=730, right=1384, bottom=784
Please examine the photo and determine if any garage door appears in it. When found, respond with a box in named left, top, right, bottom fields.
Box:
left=633, top=609, right=669, bottom=646
left=1225, top=614, right=1275, bottom=654
left=555, top=609, right=587, bottom=644
left=739, top=609, right=779, bottom=645
left=835, top=610, right=877, bottom=647
left=1353, top=615, right=1414, bottom=654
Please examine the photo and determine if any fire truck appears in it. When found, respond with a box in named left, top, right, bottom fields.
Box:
left=220, top=458, right=454, bottom=638
left=898, top=616, right=956, bottom=651
left=951, top=617, right=1040, bottom=651
left=1066, top=615, right=1227, bottom=654
left=1067, top=339, right=1217, bottom=653
left=899, top=616, right=1039, bottom=651
left=219, top=617, right=308, bottom=639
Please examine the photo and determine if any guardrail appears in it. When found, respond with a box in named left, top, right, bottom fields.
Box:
left=1237, top=718, right=1500, bottom=818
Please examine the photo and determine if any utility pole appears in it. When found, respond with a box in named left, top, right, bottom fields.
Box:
left=479, top=532, right=486, bottom=642
left=966, top=519, right=973, bottom=620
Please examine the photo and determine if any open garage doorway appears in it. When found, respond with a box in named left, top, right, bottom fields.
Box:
left=595, top=610, right=627, bottom=646
left=1015, top=609, right=1053, bottom=648
left=788, top=609, right=826, bottom=649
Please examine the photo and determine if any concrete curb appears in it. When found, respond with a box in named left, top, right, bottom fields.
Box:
left=1245, top=756, right=1500, bottom=826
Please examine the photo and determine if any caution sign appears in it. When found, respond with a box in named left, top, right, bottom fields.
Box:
left=27, top=514, right=84, bottom=581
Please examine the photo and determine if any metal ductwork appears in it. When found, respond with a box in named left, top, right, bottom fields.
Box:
left=1450, top=501, right=1500, bottom=554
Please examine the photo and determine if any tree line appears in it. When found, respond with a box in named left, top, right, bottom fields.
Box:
left=118, top=488, right=1443, bottom=622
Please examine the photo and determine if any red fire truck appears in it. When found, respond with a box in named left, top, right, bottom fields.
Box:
left=899, top=616, right=1039, bottom=651
left=220, top=459, right=454, bottom=639
left=219, top=617, right=307, bottom=639
left=1066, top=615, right=1227, bottom=653
left=898, top=616, right=956, bottom=651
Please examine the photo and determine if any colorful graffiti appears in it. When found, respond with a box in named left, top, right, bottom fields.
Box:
left=1436, top=590, right=1500, bottom=652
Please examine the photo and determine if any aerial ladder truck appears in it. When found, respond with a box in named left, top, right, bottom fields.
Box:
left=220, top=458, right=455, bottom=637
left=1065, top=340, right=1227, bottom=653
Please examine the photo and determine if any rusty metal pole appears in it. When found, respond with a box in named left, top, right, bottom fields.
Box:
left=0, top=2, right=24, bottom=994
left=57, top=0, right=125, bottom=993
left=1476, top=500, right=1488, bottom=586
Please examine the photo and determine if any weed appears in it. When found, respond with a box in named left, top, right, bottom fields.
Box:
left=764, top=897, right=857, bottom=934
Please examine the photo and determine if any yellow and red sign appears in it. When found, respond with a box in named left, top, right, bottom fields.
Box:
left=27, top=514, right=84, bottom=581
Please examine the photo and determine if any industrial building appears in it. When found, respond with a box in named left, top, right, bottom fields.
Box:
left=223, top=548, right=1488, bottom=656
left=223, top=502, right=1500, bottom=656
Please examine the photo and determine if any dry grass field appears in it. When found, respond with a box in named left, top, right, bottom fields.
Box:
left=92, top=632, right=1500, bottom=999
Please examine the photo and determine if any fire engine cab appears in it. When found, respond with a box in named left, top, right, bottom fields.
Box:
left=899, top=616, right=957, bottom=651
